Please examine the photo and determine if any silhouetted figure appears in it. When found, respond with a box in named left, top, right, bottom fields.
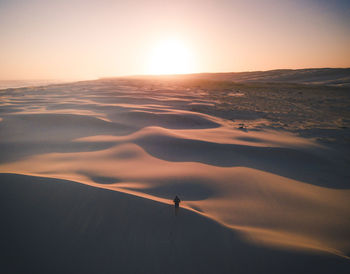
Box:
left=173, top=196, right=181, bottom=216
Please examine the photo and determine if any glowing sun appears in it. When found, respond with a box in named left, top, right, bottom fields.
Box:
left=147, top=38, right=195, bottom=75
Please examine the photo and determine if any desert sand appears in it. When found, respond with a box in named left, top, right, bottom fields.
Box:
left=0, top=73, right=349, bottom=273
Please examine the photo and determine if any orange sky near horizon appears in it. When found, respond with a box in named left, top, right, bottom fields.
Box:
left=0, top=0, right=350, bottom=80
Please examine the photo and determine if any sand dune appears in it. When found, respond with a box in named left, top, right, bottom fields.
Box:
left=141, top=68, right=350, bottom=86
left=0, top=78, right=349, bottom=272
left=2, top=173, right=349, bottom=274
left=2, top=143, right=349, bottom=257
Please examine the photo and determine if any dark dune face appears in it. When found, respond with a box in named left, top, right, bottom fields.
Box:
left=132, top=132, right=349, bottom=188
left=0, top=113, right=136, bottom=142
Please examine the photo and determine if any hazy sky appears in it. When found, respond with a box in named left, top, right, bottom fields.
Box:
left=1, top=0, right=349, bottom=80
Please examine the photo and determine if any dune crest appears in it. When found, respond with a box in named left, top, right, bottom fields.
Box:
left=1, top=141, right=349, bottom=257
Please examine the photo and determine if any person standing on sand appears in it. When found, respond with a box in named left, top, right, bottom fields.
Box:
left=173, top=196, right=181, bottom=216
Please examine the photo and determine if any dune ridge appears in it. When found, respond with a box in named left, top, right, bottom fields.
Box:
left=3, top=173, right=350, bottom=274
left=1, top=143, right=349, bottom=258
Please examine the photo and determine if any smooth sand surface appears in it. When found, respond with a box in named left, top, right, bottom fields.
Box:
left=1, top=173, right=349, bottom=274
left=0, top=78, right=349, bottom=273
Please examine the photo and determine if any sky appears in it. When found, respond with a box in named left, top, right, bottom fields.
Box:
left=0, top=0, right=349, bottom=80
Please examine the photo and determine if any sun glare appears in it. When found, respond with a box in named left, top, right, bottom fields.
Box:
left=147, top=38, right=195, bottom=75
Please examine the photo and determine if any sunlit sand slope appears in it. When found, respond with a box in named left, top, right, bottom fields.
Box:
left=0, top=78, right=349, bottom=272
left=1, top=173, right=349, bottom=274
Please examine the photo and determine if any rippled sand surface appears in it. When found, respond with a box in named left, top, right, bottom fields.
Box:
left=1, top=78, right=349, bottom=273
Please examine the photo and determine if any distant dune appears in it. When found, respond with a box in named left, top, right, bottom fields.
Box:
left=128, top=68, right=350, bottom=86
left=0, top=79, right=67, bottom=90
left=191, top=68, right=350, bottom=86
